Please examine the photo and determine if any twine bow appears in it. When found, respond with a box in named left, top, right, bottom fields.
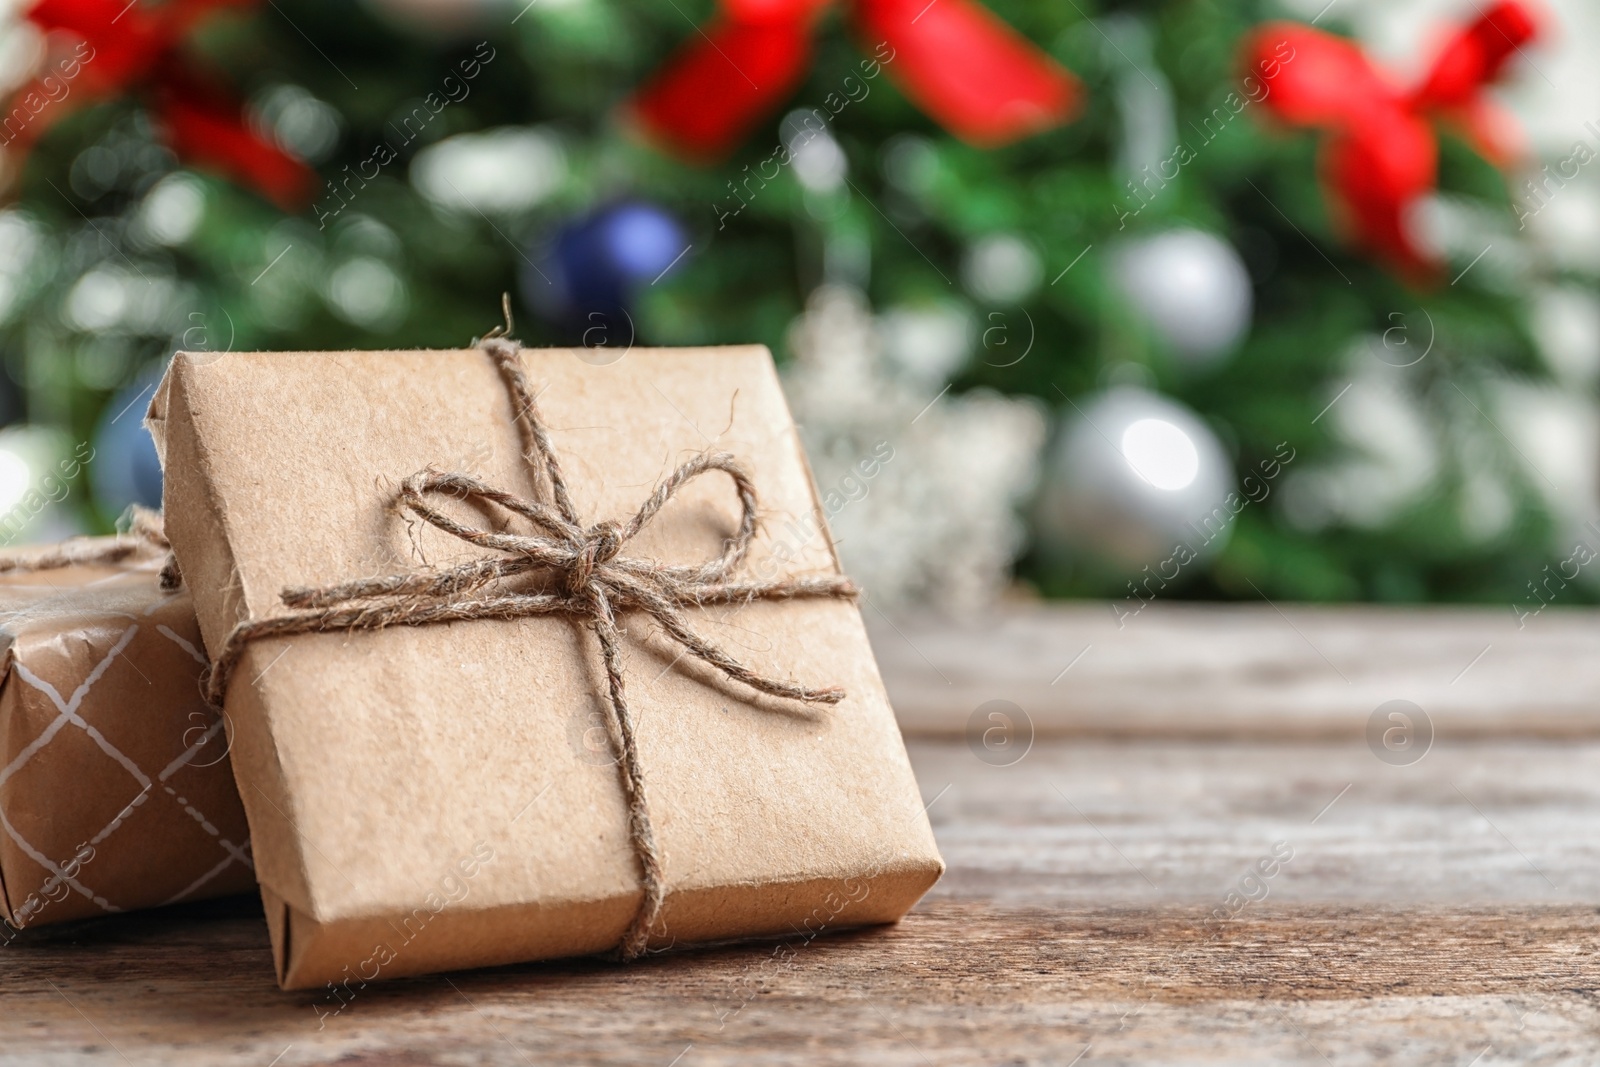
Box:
left=203, top=333, right=856, bottom=959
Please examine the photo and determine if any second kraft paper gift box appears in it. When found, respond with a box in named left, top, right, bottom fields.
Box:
left=146, top=342, right=943, bottom=990
left=0, top=539, right=254, bottom=932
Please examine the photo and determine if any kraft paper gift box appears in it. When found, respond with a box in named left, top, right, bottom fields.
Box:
left=147, top=342, right=943, bottom=991
left=0, top=539, right=254, bottom=932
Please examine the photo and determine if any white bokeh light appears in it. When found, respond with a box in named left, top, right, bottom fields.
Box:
left=791, top=128, right=847, bottom=195
left=411, top=127, right=565, bottom=216
left=0, top=449, right=30, bottom=514
left=326, top=256, right=406, bottom=330
left=137, top=174, right=205, bottom=246
left=962, top=234, right=1043, bottom=304
left=1120, top=418, right=1199, bottom=491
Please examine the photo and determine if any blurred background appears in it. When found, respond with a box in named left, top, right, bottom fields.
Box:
left=0, top=0, right=1595, bottom=613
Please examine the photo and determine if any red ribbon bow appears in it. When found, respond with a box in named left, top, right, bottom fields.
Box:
left=1244, top=1, right=1540, bottom=280
left=5, top=0, right=314, bottom=211
left=626, top=0, right=1081, bottom=161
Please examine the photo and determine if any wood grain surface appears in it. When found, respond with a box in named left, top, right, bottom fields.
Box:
left=7, top=734, right=1599, bottom=1065
left=868, top=602, right=1600, bottom=738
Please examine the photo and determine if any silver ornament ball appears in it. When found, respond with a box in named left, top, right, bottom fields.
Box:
left=1111, top=229, right=1252, bottom=366
left=1035, top=387, right=1236, bottom=573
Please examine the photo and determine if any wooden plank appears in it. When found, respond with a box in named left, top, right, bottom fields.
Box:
left=870, top=603, right=1600, bottom=737
left=8, top=899, right=1599, bottom=1066
left=913, top=737, right=1600, bottom=905
left=5, top=737, right=1599, bottom=1065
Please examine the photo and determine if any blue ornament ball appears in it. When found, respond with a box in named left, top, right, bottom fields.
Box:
left=600, top=202, right=686, bottom=278
left=521, top=201, right=688, bottom=342
left=92, top=371, right=164, bottom=517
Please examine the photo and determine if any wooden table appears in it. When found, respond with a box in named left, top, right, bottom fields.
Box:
left=7, top=605, right=1598, bottom=1064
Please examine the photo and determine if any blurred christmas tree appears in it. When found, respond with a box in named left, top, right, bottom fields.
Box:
left=0, top=0, right=1589, bottom=608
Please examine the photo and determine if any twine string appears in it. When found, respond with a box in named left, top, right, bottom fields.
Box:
left=202, top=335, right=856, bottom=959
left=0, top=505, right=181, bottom=589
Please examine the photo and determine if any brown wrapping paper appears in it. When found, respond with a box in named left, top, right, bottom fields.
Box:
left=0, top=544, right=254, bottom=933
left=148, top=344, right=943, bottom=991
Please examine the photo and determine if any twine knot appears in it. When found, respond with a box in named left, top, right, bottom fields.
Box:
left=204, top=333, right=857, bottom=962
left=571, top=519, right=625, bottom=594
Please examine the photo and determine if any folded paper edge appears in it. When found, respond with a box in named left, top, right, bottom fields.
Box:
left=145, top=365, right=170, bottom=467
left=0, top=638, right=18, bottom=928
left=262, top=882, right=291, bottom=988
left=770, top=353, right=846, bottom=579
left=152, top=355, right=248, bottom=646
left=156, top=356, right=320, bottom=920
left=268, top=856, right=943, bottom=991
left=767, top=349, right=945, bottom=889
